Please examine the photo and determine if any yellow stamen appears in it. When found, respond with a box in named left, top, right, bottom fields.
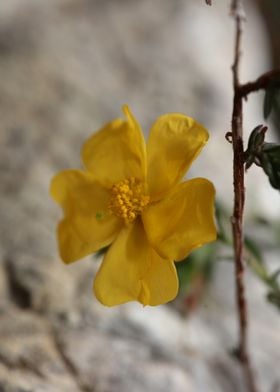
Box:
left=108, top=177, right=149, bottom=224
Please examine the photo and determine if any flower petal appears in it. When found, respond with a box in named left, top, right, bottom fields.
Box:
left=138, top=257, right=178, bottom=306
left=142, top=178, right=216, bottom=261
left=82, top=105, right=146, bottom=188
left=56, top=220, right=99, bottom=264
left=93, top=220, right=178, bottom=306
left=146, top=114, right=209, bottom=198
left=50, top=169, right=121, bottom=263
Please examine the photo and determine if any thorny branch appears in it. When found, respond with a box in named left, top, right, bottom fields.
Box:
left=230, top=0, right=259, bottom=391
left=209, top=1, right=280, bottom=390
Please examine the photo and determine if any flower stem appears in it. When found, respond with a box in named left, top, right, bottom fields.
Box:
left=230, top=1, right=258, bottom=391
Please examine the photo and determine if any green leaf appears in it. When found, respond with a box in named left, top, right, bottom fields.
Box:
left=264, top=88, right=275, bottom=119
left=260, top=143, right=280, bottom=190
left=243, top=124, right=280, bottom=190
left=215, top=201, right=232, bottom=244
left=248, top=257, right=268, bottom=282
left=263, top=76, right=280, bottom=129
left=245, top=235, right=270, bottom=282
left=176, top=257, right=197, bottom=291
left=267, top=291, right=280, bottom=310
left=244, top=125, right=267, bottom=170
left=176, top=243, right=216, bottom=292
left=244, top=236, right=263, bottom=264
left=262, top=143, right=280, bottom=163
left=268, top=269, right=280, bottom=290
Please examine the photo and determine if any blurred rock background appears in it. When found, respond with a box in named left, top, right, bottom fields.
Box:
left=0, top=0, right=279, bottom=391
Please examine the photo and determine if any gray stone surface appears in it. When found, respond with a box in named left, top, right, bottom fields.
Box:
left=0, top=0, right=279, bottom=391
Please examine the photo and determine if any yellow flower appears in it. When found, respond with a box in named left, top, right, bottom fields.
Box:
left=50, top=106, right=216, bottom=306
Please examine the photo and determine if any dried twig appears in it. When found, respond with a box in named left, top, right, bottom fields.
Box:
left=230, top=1, right=259, bottom=391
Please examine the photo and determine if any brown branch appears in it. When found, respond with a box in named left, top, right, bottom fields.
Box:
left=205, top=0, right=212, bottom=5
left=240, top=69, right=280, bottom=97
left=230, top=1, right=259, bottom=392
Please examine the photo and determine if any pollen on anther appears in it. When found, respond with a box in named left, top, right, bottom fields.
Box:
left=108, top=177, right=149, bottom=224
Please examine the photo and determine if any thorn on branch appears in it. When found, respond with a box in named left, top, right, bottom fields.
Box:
left=225, top=132, right=233, bottom=143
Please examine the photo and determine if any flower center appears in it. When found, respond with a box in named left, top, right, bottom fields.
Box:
left=108, top=177, right=149, bottom=224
